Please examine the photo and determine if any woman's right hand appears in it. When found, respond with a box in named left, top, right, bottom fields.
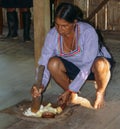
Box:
left=31, top=84, right=44, bottom=98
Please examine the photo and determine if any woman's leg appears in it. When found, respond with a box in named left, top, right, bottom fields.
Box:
left=48, top=57, right=71, bottom=90
left=47, top=56, right=87, bottom=106
left=48, top=56, right=80, bottom=106
left=92, top=57, right=111, bottom=109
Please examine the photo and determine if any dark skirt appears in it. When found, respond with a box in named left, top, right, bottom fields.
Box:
left=1, top=0, right=33, bottom=8
left=57, top=56, right=114, bottom=81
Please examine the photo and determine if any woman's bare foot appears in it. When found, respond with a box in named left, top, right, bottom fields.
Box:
left=69, top=93, right=93, bottom=108
left=69, top=93, right=79, bottom=104
left=94, top=92, right=105, bottom=109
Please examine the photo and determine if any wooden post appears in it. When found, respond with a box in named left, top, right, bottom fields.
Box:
left=33, top=0, right=50, bottom=67
left=104, top=4, right=108, bottom=30
left=86, top=0, right=89, bottom=18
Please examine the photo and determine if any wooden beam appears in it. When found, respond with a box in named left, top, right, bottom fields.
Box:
left=86, top=0, right=110, bottom=21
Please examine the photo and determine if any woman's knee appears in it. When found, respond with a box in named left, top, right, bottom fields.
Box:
left=47, top=57, right=61, bottom=71
left=92, top=57, right=110, bottom=73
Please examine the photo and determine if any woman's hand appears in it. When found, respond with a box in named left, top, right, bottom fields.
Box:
left=58, top=90, right=71, bottom=106
left=31, top=84, right=44, bottom=98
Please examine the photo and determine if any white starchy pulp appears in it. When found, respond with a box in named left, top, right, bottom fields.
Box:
left=23, top=103, right=62, bottom=117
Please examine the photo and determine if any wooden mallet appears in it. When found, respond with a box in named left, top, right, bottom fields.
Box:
left=31, top=65, right=45, bottom=113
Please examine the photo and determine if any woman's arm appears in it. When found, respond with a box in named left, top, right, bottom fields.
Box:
left=69, top=27, right=99, bottom=92
left=36, top=29, right=57, bottom=88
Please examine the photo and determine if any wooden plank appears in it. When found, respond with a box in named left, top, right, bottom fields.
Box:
left=86, top=0, right=110, bottom=21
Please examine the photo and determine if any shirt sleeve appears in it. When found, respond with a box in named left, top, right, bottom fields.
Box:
left=36, top=29, right=57, bottom=88
left=69, top=27, right=99, bottom=92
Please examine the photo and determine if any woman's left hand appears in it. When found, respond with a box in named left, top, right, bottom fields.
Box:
left=58, top=90, right=71, bottom=106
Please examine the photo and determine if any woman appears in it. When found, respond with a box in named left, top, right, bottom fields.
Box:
left=32, top=3, right=114, bottom=109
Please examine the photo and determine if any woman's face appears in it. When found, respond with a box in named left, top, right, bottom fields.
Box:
left=55, top=17, right=75, bottom=36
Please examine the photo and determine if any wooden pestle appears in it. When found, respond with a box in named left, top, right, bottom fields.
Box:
left=31, top=65, right=45, bottom=113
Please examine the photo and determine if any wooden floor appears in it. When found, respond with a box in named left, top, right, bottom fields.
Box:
left=0, top=31, right=120, bottom=129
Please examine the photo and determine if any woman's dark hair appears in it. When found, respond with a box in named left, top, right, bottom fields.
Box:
left=55, top=2, right=83, bottom=23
